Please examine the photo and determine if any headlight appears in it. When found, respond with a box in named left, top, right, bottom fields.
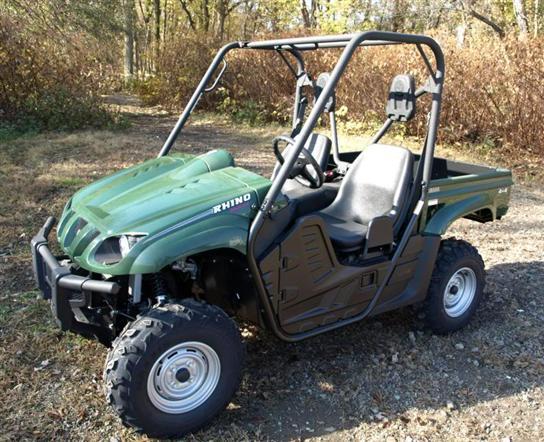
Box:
left=95, top=234, right=146, bottom=265
left=119, top=235, right=145, bottom=257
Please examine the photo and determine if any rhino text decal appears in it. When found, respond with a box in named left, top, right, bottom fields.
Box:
left=213, top=193, right=252, bottom=214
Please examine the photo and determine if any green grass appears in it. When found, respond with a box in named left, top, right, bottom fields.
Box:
left=0, top=110, right=131, bottom=143
left=0, top=291, right=45, bottom=328
left=0, top=122, right=41, bottom=142
left=55, top=177, right=88, bottom=187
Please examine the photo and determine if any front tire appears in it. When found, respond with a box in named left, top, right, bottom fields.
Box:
left=423, top=238, right=485, bottom=334
left=104, top=300, right=244, bottom=438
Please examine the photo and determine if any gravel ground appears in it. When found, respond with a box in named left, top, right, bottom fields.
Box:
left=0, top=98, right=543, bottom=441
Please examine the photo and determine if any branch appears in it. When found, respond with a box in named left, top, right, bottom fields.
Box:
left=300, top=0, right=311, bottom=28
left=228, top=0, right=243, bottom=14
left=138, top=0, right=152, bottom=24
left=469, top=7, right=505, bottom=38
left=178, top=0, right=196, bottom=31
left=456, top=1, right=505, bottom=38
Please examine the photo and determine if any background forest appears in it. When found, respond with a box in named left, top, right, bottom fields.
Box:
left=1, top=0, right=544, bottom=163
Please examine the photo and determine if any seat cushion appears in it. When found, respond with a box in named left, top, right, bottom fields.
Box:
left=322, top=144, right=413, bottom=227
left=283, top=181, right=339, bottom=217
left=318, top=212, right=368, bottom=250
left=315, top=144, right=413, bottom=252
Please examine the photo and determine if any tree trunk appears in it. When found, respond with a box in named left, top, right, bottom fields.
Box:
left=456, top=24, right=467, bottom=47
left=301, top=0, right=318, bottom=28
left=513, top=0, right=529, bottom=38
left=513, top=0, right=530, bottom=37
left=153, top=0, right=161, bottom=65
left=456, top=1, right=505, bottom=38
left=391, top=0, right=404, bottom=32
left=163, top=0, right=168, bottom=43
left=301, top=0, right=311, bottom=28
left=217, top=0, right=227, bottom=40
left=535, top=0, right=540, bottom=37
left=242, top=2, right=250, bottom=38
left=178, top=0, right=196, bottom=31
left=310, top=0, right=318, bottom=27
left=123, top=0, right=135, bottom=82
left=202, top=0, right=210, bottom=32
left=456, top=8, right=469, bottom=47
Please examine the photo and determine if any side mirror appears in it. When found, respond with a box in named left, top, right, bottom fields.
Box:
left=386, top=74, right=416, bottom=122
left=314, top=72, right=336, bottom=113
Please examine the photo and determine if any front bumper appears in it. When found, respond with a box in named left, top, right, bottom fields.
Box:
left=31, top=216, right=121, bottom=332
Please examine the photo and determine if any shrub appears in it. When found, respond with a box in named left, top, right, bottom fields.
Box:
left=0, top=15, right=119, bottom=133
left=143, top=36, right=217, bottom=108
left=148, top=31, right=544, bottom=156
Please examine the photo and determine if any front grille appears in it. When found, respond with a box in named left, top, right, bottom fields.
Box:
left=57, top=209, right=75, bottom=237
left=72, top=228, right=99, bottom=257
left=62, top=217, right=100, bottom=258
left=63, top=219, right=78, bottom=248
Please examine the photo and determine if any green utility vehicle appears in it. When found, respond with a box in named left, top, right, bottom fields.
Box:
left=32, top=31, right=512, bottom=437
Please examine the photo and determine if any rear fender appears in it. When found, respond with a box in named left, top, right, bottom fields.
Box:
left=424, top=194, right=494, bottom=236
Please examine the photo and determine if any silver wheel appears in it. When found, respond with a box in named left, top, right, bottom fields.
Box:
left=147, top=341, right=221, bottom=414
left=443, top=267, right=477, bottom=318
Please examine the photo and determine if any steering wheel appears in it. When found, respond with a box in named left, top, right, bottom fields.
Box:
left=273, top=135, right=324, bottom=189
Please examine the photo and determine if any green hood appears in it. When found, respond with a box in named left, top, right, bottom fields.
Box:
left=57, top=150, right=271, bottom=274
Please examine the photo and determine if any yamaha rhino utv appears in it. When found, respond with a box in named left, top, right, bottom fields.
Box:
left=31, top=31, right=513, bottom=437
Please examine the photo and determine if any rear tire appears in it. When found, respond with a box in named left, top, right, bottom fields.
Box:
left=423, top=238, right=485, bottom=334
left=103, top=300, right=244, bottom=438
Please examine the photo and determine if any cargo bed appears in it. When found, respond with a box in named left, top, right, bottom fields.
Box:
left=336, top=150, right=513, bottom=234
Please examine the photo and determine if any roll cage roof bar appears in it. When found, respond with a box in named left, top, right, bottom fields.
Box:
left=159, top=31, right=445, bottom=341
left=159, top=30, right=444, bottom=195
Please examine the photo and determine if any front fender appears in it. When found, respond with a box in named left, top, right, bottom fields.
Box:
left=424, top=194, right=493, bottom=236
left=128, top=213, right=250, bottom=274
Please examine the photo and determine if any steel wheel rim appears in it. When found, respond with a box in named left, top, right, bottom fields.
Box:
left=147, top=341, right=221, bottom=414
left=443, top=267, right=477, bottom=318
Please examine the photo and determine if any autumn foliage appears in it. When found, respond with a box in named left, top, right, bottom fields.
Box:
left=149, top=32, right=544, bottom=156
left=0, top=15, right=118, bottom=132
left=2, top=8, right=544, bottom=159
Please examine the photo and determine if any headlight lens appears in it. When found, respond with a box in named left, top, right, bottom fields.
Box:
left=119, top=235, right=145, bottom=257
left=95, top=234, right=146, bottom=265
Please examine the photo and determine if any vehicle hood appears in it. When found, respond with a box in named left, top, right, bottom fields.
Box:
left=57, top=150, right=271, bottom=269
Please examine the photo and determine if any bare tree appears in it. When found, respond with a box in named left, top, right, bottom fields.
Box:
left=301, top=0, right=318, bottom=28
left=163, top=0, right=169, bottom=42
left=513, top=0, right=529, bottom=38
left=201, top=0, right=211, bottom=32
left=123, top=0, right=135, bottom=81
left=178, top=0, right=196, bottom=31
left=177, top=0, right=211, bottom=32
left=535, top=0, right=540, bottom=36
left=216, top=0, right=241, bottom=40
left=390, top=0, right=405, bottom=32
left=154, top=0, right=161, bottom=61
left=456, top=1, right=505, bottom=38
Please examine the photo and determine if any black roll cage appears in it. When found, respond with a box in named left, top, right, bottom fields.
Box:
left=158, top=31, right=445, bottom=342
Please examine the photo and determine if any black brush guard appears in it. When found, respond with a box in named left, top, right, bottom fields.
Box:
left=31, top=216, right=120, bottom=338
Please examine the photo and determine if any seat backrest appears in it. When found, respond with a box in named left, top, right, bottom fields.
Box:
left=271, top=133, right=331, bottom=179
left=328, top=144, right=413, bottom=226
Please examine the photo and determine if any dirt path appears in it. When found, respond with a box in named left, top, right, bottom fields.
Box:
left=0, top=98, right=543, bottom=441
